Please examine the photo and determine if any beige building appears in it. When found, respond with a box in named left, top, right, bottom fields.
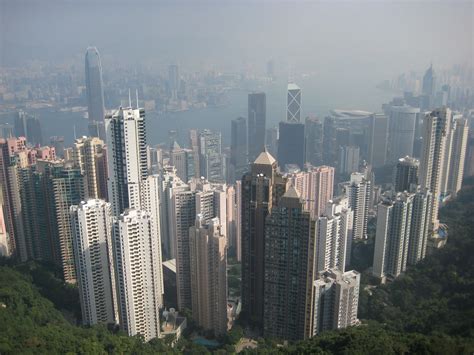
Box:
left=189, top=216, right=227, bottom=336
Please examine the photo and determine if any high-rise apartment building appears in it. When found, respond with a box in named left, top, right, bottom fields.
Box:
left=241, top=151, right=287, bottom=326
left=72, top=136, right=108, bottom=200
left=419, top=108, right=451, bottom=228
left=248, top=93, right=266, bottom=162
left=70, top=199, right=118, bottom=326
left=368, top=113, right=388, bottom=168
left=315, top=197, right=353, bottom=274
left=287, top=83, right=301, bottom=123
left=189, top=216, right=227, bottom=336
left=170, top=142, right=195, bottom=184
left=113, top=209, right=162, bottom=341
left=85, top=47, right=105, bottom=125
left=344, top=172, right=370, bottom=240
left=372, top=191, right=432, bottom=282
left=393, top=156, right=419, bottom=193
left=312, top=269, right=360, bottom=335
left=105, top=106, right=148, bottom=216
left=263, top=186, right=316, bottom=340
left=288, top=165, right=334, bottom=220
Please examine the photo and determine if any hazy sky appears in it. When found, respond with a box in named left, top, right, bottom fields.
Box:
left=1, top=0, right=472, bottom=78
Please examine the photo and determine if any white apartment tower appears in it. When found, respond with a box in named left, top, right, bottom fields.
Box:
left=315, top=197, right=353, bottom=274
left=105, top=106, right=148, bottom=216
left=70, top=199, right=118, bottom=326
left=312, top=269, right=360, bottom=335
left=344, top=172, right=370, bottom=240
left=114, top=209, right=162, bottom=341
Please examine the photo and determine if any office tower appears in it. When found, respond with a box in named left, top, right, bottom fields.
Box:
left=50, top=136, right=65, bottom=158
left=230, top=117, right=248, bottom=182
left=88, top=120, right=106, bottom=141
left=344, top=172, right=370, bottom=240
left=373, top=191, right=432, bottom=282
left=289, top=165, right=334, bottom=220
left=305, top=117, right=324, bottom=166
left=368, top=113, right=388, bottom=167
left=189, top=129, right=201, bottom=178
left=447, top=117, right=468, bottom=197
left=248, top=92, right=266, bottom=162
left=170, top=142, right=195, bottom=184
left=312, top=269, right=360, bottom=335
left=14, top=111, right=43, bottom=146
left=113, top=209, right=162, bottom=341
left=323, top=116, right=336, bottom=166
left=226, top=185, right=237, bottom=256
left=387, top=105, right=420, bottom=163
left=419, top=108, right=451, bottom=227
left=70, top=200, right=117, bottom=326
left=265, top=126, right=278, bottom=157
left=464, top=133, right=474, bottom=178
left=241, top=151, right=287, bottom=326
left=315, top=198, right=353, bottom=274
left=277, top=121, right=305, bottom=170
left=105, top=106, right=148, bottom=216
left=85, top=47, right=105, bottom=124
left=168, top=64, right=180, bottom=101
left=287, top=83, right=301, bottom=123
left=72, top=137, right=108, bottom=200
left=51, top=163, right=85, bottom=283
left=199, top=129, right=225, bottom=183
left=393, top=156, right=419, bottom=192
left=189, top=216, right=227, bottom=336
left=0, top=123, right=13, bottom=139
left=339, top=146, right=360, bottom=175
left=422, top=64, right=436, bottom=98
left=263, top=186, right=316, bottom=340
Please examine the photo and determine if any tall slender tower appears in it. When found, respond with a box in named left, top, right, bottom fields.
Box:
left=287, top=83, right=301, bottom=123
left=344, top=172, right=370, bottom=240
left=189, top=216, right=227, bottom=336
left=230, top=117, right=248, bottom=182
left=70, top=200, right=118, bottom=326
left=113, top=209, right=162, bottom=341
left=248, top=93, right=266, bottom=162
left=85, top=47, right=105, bottom=124
left=263, top=186, right=316, bottom=340
left=419, top=108, right=451, bottom=228
left=241, top=151, right=287, bottom=326
left=393, top=156, right=419, bottom=193
left=105, top=106, right=148, bottom=216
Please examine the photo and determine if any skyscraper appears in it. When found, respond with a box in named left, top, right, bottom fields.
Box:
left=315, top=197, right=353, bottom=274
left=447, top=117, right=468, bottom=197
left=199, top=129, right=225, bottom=183
left=170, top=142, right=195, bottom=184
left=14, top=111, right=43, bottom=146
left=305, top=117, right=324, bottom=166
left=230, top=117, right=248, bottom=182
left=277, top=121, right=305, bottom=170
left=287, top=83, right=301, bottom=123
left=85, top=47, right=105, bottom=124
left=387, top=105, right=420, bottom=163
left=241, top=151, right=287, bottom=326
left=168, top=64, right=180, bottom=101
left=248, top=93, right=266, bottom=162
left=344, top=172, right=370, bottom=240
left=105, top=106, right=148, bottom=216
left=70, top=199, right=117, bottom=326
left=288, top=165, right=334, bottom=220
left=113, top=209, right=162, bottom=341
left=312, top=269, right=360, bottom=335
left=393, top=156, right=419, bottom=193
left=368, top=113, right=388, bottom=168
left=372, top=191, right=432, bottom=282
left=422, top=64, right=436, bottom=98
left=189, top=216, right=227, bottom=336
left=72, top=136, right=108, bottom=200
left=265, top=126, right=278, bottom=158
left=419, top=108, right=451, bottom=227
left=263, top=186, right=316, bottom=340
left=339, top=146, right=360, bottom=175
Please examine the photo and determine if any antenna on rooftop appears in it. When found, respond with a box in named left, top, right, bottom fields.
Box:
left=128, top=88, right=132, bottom=108
left=136, top=89, right=139, bottom=108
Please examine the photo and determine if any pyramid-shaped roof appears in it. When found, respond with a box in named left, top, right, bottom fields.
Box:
left=254, top=150, right=276, bottom=165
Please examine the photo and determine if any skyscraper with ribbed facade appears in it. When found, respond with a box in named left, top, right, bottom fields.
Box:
left=85, top=48, right=105, bottom=124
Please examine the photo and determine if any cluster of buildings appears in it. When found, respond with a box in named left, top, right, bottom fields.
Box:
left=0, top=48, right=472, bottom=346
